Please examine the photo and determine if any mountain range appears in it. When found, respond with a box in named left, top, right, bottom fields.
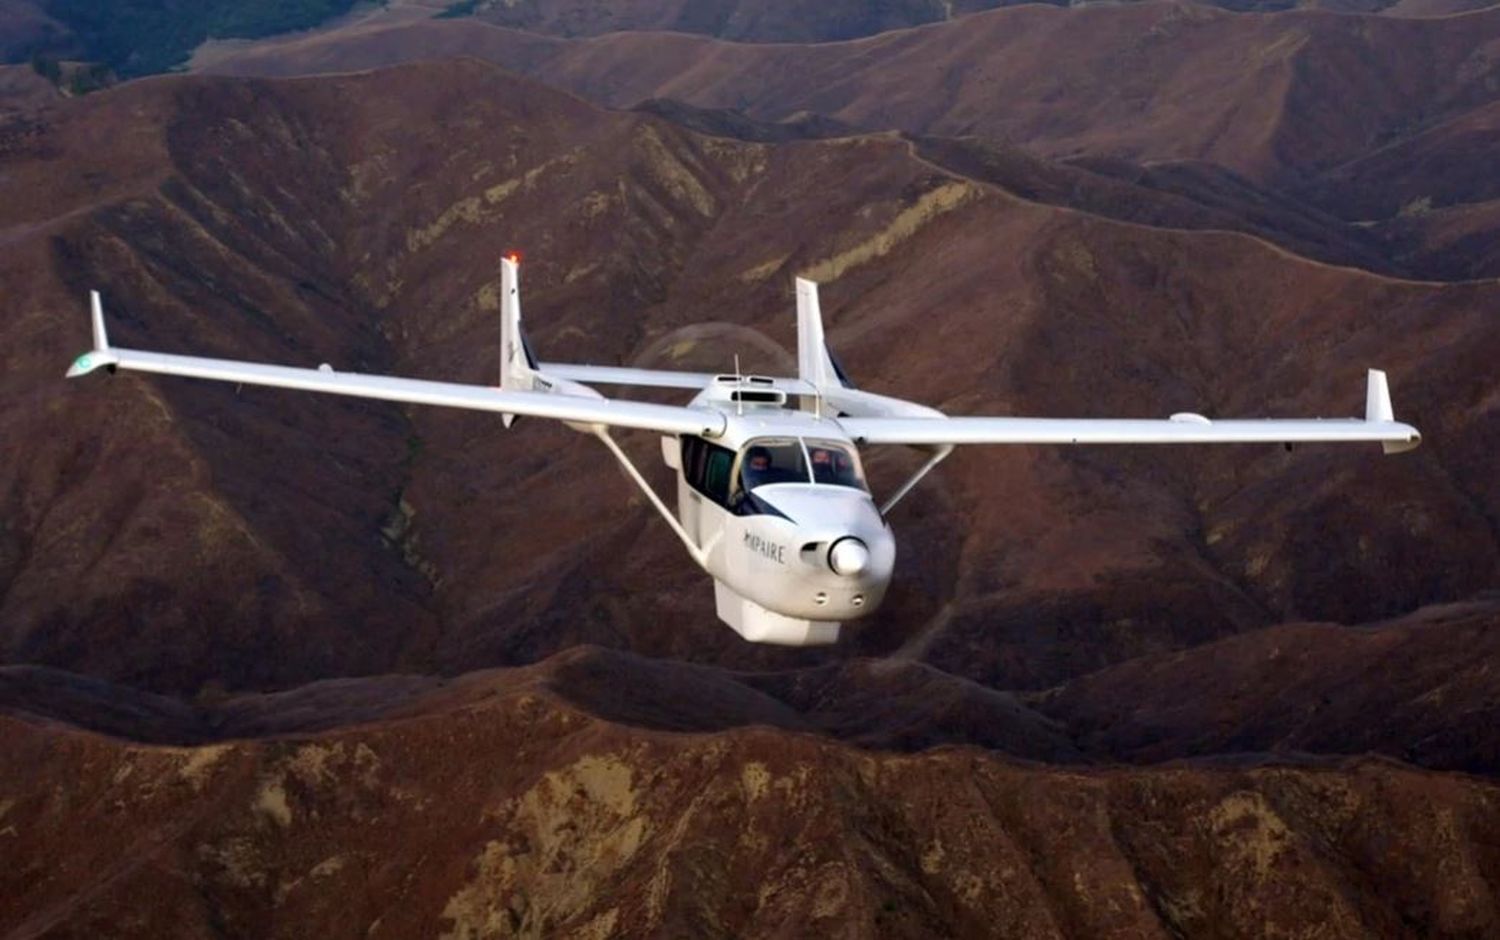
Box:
left=2, top=3, right=1499, bottom=935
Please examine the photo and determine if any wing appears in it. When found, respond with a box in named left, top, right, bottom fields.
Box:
left=787, top=275, right=1419, bottom=454
left=65, top=295, right=724, bottom=437
left=838, top=371, right=1421, bottom=455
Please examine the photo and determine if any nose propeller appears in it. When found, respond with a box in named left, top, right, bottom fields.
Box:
left=827, top=537, right=870, bottom=577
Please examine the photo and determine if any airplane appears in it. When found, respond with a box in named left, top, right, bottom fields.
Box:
left=66, top=256, right=1421, bottom=646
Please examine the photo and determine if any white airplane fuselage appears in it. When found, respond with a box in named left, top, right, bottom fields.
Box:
left=662, top=382, right=896, bottom=645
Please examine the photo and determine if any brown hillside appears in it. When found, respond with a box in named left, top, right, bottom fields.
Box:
left=3, top=681, right=1500, bottom=938
left=195, top=3, right=1500, bottom=278
left=0, top=0, right=69, bottom=61
left=200, top=4, right=1500, bottom=186
left=1313, top=99, right=1500, bottom=220
left=4, top=61, right=1499, bottom=699
left=2, top=56, right=1500, bottom=937
left=1038, top=599, right=1500, bottom=775
left=0, top=648, right=1083, bottom=761
left=469, top=0, right=969, bottom=42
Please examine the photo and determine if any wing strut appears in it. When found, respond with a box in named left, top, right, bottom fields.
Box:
left=591, top=427, right=709, bottom=567
left=879, top=445, right=953, bottom=517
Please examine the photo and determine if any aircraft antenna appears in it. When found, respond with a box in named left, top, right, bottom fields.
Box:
left=734, top=354, right=743, bottom=416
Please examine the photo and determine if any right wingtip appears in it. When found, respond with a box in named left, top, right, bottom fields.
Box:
left=1365, top=368, right=1420, bottom=453
left=1383, top=428, right=1422, bottom=455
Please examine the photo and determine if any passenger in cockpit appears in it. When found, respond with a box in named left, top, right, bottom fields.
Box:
left=810, top=445, right=860, bottom=487
left=809, top=446, right=836, bottom=482
left=833, top=449, right=857, bottom=484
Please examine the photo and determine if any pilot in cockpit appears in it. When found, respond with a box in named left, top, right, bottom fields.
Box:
left=742, top=445, right=774, bottom=489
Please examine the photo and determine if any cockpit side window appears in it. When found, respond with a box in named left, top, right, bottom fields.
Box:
left=703, top=448, right=734, bottom=503
left=740, top=438, right=809, bottom=490
left=681, top=434, right=737, bottom=506
left=805, top=440, right=867, bottom=491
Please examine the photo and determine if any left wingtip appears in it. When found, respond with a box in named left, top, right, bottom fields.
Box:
left=65, top=349, right=118, bottom=378
left=67, top=290, right=117, bottom=378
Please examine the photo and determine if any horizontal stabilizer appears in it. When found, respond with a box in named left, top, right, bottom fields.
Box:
left=543, top=363, right=814, bottom=394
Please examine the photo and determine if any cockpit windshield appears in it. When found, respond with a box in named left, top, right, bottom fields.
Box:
left=806, top=440, right=865, bottom=489
left=738, top=437, right=868, bottom=492
left=740, top=438, right=807, bottom=489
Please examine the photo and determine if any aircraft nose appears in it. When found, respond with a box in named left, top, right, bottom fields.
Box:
left=827, top=537, right=870, bottom=577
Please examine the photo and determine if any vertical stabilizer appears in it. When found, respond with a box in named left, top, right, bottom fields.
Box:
left=1365, top=369, right=1394, bottom=423
left=90, top=290, right=109, bottom=351
left=795, top=277, right=852, bottom=390
left=494, top=253, right=603, bottom=422
left=500, top=255, right=537, bottom=387
left=1365, top=368, right=1419, bottom=454
left=499, top=254, right=538, bottom=426
left=66, top=290, right=121, bottom=377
